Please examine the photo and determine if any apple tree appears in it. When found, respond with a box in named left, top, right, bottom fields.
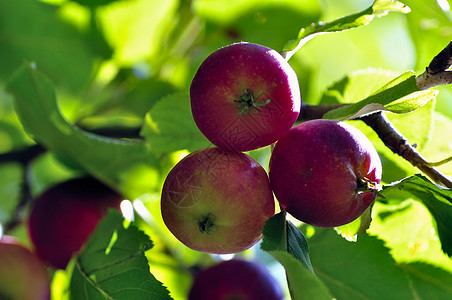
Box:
left=0, top=0, right=452, bottom=299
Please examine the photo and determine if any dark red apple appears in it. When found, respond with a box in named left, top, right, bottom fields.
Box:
left=190, top=42, right=301, bottom=152
left=0, top=236, right=50, bottom=300
left=269, top=119, right=382, bottom=227
left=161, top=147, right=275, bottom=253
left=27, top=177, right=123, bottom=269
left=188, top=259, right=284, bottom=300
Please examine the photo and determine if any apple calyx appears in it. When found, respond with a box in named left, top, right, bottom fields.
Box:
left=198, top=213, right=215, bottom=233
left=234, top=89, right=271, bottom=114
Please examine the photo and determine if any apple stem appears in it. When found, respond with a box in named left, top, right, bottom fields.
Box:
left=356, top=178, right=385, bottom=199
left=234, top=89, right=271, bottom=114
left=198, top=213, right=215, bottom=234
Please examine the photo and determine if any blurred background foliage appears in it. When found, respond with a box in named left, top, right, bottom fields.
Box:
left=1, top=0, right=452, bottom=299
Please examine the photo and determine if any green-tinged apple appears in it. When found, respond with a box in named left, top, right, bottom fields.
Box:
left=269, top=119, right=382, bottom=227
left=27, top=177, right=123, bottom=269
left=161, top=147, right=275, bottom=253
left=188, top=259, right=284, bottom=300
left=0, top=235, right=50, bottom=300
left=190, top=42, right=301, bottom=152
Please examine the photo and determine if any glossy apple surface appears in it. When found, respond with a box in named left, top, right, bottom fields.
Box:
left=188, top=259, right=284, bottom=300
left=161, top=147, right=275, bottom=253
left=27, top=177, right=123, bottom=269
left=269, top=119, right=382, bottom=227
left=0, top=236, right=50, bottom=300
left=190, top=42, right=301, bottom=152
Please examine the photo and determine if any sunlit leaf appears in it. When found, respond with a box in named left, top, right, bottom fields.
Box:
left=334, top=206, right=372, bottom=242
left=283, top=0, right=410, bottom=59
left=381, top=174, right=452, bottom=256
left=369, top=199, right=452, bottom=272
left=323, top=71, right=438, bottom=120
left=69, top=210, right=173, bottom=299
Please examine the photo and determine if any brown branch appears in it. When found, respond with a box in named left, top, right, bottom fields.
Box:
left=360, top=112, right=452, bottom=188
left=298, top=106, right=452, bottom=188
left=299, top=103, right=345, bottom=120
left=417, top=41, right=452, bottom=89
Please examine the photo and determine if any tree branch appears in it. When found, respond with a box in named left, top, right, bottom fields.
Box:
left=0, top=144, right=46, bottom=165
left=360, top=112, right=452, bottom=188
left=0, top=145, right=43, bottom=233
left=417, top=40, right=452, bottom=89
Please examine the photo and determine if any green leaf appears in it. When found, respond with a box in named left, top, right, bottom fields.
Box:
left=283, top=0, right=410, bottom=59
left=140, top=93, right=210, bottom=157
left=223, top=2, right=321, bottom=52
left=308, top=228, right=417, bottom=299
left=6, top=62, right=159, bottom=199
left=260, top=211, right=287, bottom=252
left=286, top=221, right=315, bottom=273
left=323, top=71, right=438, bottom=120
left=319, top=68, right=399, bottom=105
left=334, top=206, right=372, bottom=242
left=0, top=0, right=101, bottom=92
left=261, top=212, right=314, bottom=273
left=261, top=212, right=332, bottom=299
left=266, top=250, right=332, bottom=300
left=399, top=262, right=452, bottom=297
left=369, top=199, right=452, bottom=274
left=69, top=210, right=173, bottom=300
left=381, top=174, right=452, bottom=256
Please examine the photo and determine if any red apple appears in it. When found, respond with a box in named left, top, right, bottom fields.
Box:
left=27, top=177, right=123, bottom=269
left=269, top=119, right=382, bottom=227
left=161, top=147, right=275, bottom=253
left=188, top=259, right=284, bottom=300
left=0, top=236, right=50, bottom=300
left=190, top=42, right=301, bottom=152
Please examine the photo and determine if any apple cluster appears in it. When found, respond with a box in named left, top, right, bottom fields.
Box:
left=161, top=42, right=382, bottom=256
left=0, top=177, right=123, bottom=298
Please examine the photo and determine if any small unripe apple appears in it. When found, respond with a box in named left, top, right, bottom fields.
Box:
left=161, top=147, right=275, bottom=253
left=27, top=177, right=123, bottom=269
left=269, top=119, right=382, bottom=227
left=190, top=42, right=301, bottom=152
left=0, top=236, right=50, bottom=300
left=188, top=259, right=284, bottom=300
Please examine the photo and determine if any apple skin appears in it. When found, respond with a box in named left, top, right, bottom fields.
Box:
left=269, top=119, right=382, bottom=227
left=27, top=177, right=123, bottom=269
left=188, top=259, right=284, bottom=300
left=190, top=42, right=301, bottom=152
left=161, top=147, right=275, bottom=254
left=0, top=236, right=51, bottom=300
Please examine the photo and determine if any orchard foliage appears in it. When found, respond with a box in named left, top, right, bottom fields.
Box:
left=1, top=0, right=452, bottom=299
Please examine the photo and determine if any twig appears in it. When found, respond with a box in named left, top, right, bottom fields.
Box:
left=360, top=112, right=452, bottom=188
left=0, top=145, right=44, bottom=233
left=0, top=144, right=46, bottom=164
left=416, top=41, right=452, bottom=89
left=3, top=164, right=33, bottom=233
